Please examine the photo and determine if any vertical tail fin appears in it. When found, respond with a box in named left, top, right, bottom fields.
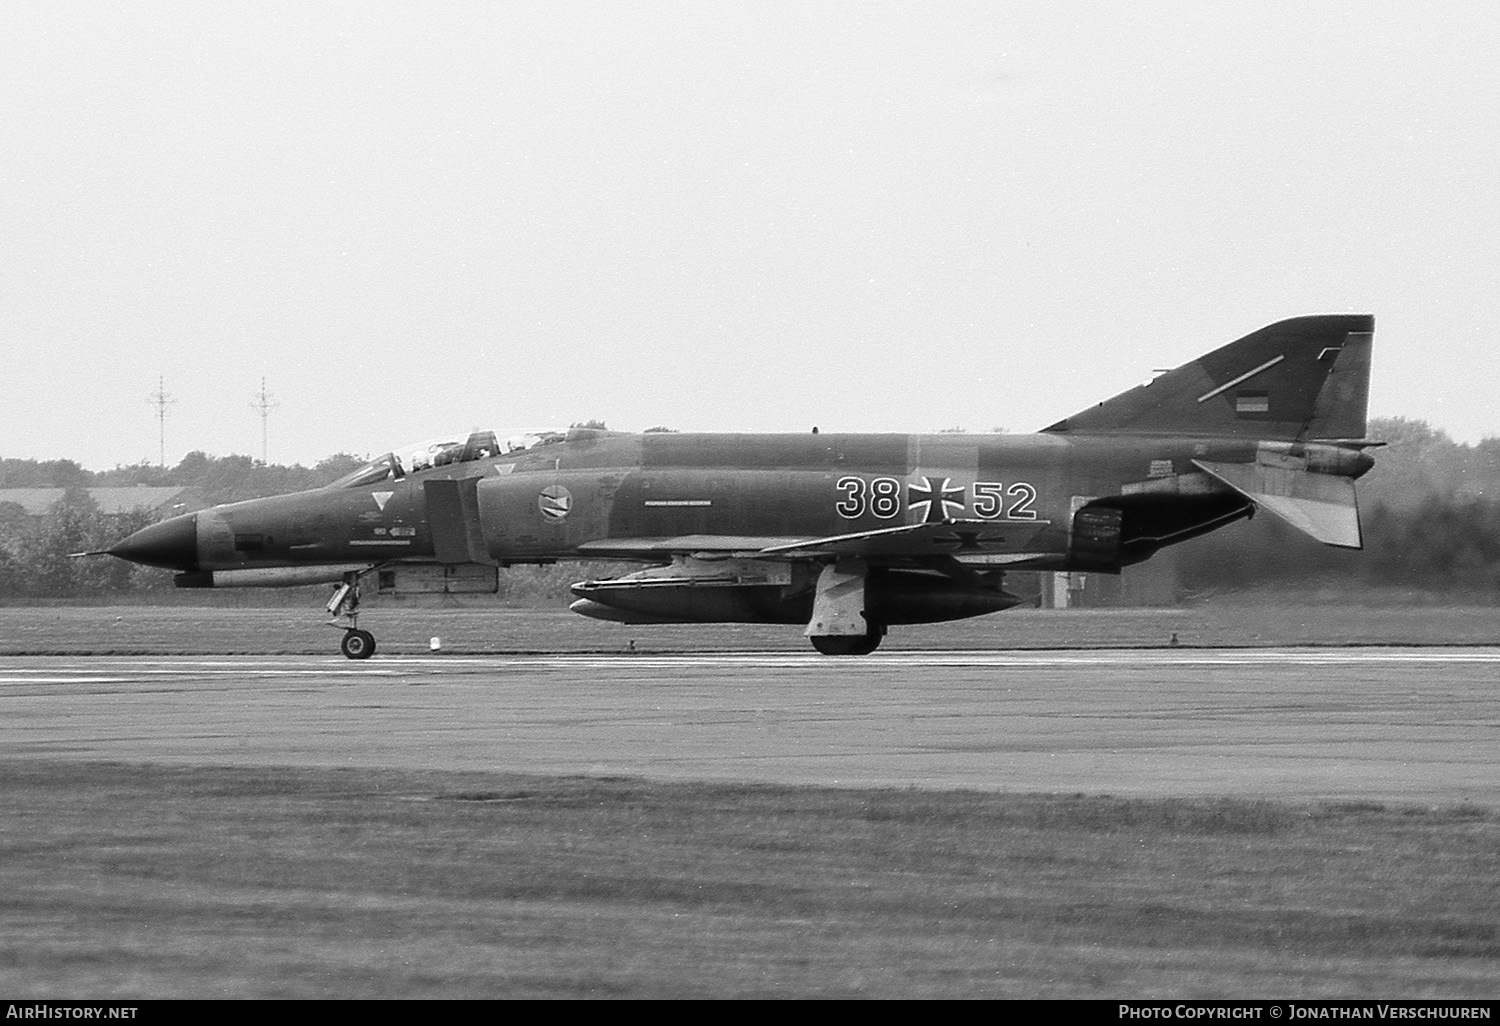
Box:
left=1043, top=314, right=1375, bottom=440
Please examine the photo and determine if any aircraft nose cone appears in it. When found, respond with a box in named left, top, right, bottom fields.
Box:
left=108, top=513, right=199, bottom=571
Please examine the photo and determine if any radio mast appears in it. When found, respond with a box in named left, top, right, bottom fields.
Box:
left=251, top=378, right=279, bottom=465
left=147, top=377, right=176, bottom=467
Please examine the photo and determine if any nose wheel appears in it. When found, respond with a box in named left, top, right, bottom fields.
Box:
left=340, top=629, right=377, bottom=660
left=328, top=571, right=379, bottom=659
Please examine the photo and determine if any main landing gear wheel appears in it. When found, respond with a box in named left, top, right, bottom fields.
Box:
left=810, top=631, right=883, bottom=656
left=340, top=629, right=377, bottom=660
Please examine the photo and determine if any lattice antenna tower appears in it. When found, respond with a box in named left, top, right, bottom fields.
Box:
left=250, top=377, right=279, bottom=465
left=147, top=376, right=176, bottom=467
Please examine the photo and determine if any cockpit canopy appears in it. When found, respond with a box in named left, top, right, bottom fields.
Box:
left=330, top=428, right=566, bottom=489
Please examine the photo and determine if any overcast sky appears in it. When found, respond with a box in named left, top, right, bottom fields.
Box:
left=3, top=2, right=1497, bottom=469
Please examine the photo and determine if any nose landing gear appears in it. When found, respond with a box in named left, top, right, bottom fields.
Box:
left=328, top=572, right=378, bottom=659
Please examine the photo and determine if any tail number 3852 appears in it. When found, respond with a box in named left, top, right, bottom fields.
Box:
left=834, top=477, right=1038, bottom=521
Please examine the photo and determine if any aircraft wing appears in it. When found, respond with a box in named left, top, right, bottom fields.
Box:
left=754, top=519, right=1053, bottom=559
left=576, top=521, right=1052, bottom=561
left=576, top=536, right=814, bottom=558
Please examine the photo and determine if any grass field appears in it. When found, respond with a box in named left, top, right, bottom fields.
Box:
left=2, top=601, right=1498, bottom=998
left=1, top=599, right=1499, bottom=655
left=2, top=761, right=1497, bottom=999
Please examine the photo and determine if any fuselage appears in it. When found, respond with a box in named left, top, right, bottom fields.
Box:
left=112, top=427, right=1288, bottom=578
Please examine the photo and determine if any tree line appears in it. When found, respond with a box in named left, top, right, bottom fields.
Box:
left=0, top=451, right=365, bottom=599
left=0, top=451, right=367, bottom=504
left=3, top=417, right=1498, bottom=600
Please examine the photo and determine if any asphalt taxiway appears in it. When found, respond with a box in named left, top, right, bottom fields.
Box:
left=2, top=648, right=1496, bottom=802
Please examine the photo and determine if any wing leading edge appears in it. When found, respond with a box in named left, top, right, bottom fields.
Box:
left=577, top=520, right=1052, bottom=562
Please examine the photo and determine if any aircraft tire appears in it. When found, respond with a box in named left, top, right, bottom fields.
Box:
left=809, top=632, right=882, bottom=656
left=340, top=629, right=377, bottom=660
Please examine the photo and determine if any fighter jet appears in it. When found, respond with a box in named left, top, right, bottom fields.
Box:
left=100, top=315, right=1377, bottom=658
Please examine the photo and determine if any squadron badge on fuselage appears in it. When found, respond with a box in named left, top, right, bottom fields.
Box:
left=538, top=485, right=573, bottom=521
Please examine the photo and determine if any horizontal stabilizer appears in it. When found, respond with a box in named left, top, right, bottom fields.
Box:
left=1193, top=460, right=1362, bottom=549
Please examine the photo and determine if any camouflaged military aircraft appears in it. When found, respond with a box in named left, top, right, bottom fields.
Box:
left=98, top=314, right=1377, bottom=658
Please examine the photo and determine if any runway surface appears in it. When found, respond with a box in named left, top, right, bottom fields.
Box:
left=2, top=649, right=1498, bottom=803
